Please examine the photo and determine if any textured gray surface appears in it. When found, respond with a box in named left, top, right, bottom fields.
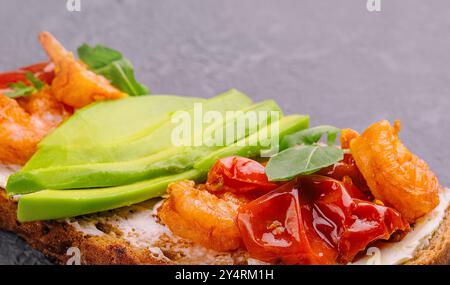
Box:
left=0, top=0, right=449, bottom=264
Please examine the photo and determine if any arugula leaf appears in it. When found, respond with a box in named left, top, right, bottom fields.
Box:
left=266, top=145, right=344, bottom=181
left=281, top=125, right=340, bottom=148
left=77, top=44, right=150, bottom=96
left=4, top=72, right=44, bottom=98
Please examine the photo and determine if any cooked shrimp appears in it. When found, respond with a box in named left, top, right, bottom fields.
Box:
left=350, top=120, right=439, bottom=222
left=0, top=87, right=71, bottom=164
left=39, top=32, right=127, bottom=108
left=158, top=180, right=243, bottom=252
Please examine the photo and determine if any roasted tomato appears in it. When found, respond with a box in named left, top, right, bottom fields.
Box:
left=317, top=153, right=372, bottom=200
left=237, top=175, right=409, bottom=264
left=0, top=62, right=54, bottom=89
left=206, top=156, right=278, bottom=194
left=317, top=128, right=371, bottom=200
left=237, top=178, right=338, bottom=264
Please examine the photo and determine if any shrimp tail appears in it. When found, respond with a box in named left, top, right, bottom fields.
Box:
left=39, top=32, right=72, bottom=64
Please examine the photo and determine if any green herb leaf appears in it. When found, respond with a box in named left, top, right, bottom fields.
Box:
left=4, top=72, right=45, bottom=99
left=266, top=145, right=344, bottom=181
left=77, top=44, right=150, bottom=96
left=281, top=125, right=340, bottom=148
left=4, top=83, right=35, bottom=98
left=25, top=72, right=44, bottom=90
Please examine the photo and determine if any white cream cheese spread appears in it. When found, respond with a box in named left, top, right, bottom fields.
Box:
left=353, top=188, right=450, bottom=265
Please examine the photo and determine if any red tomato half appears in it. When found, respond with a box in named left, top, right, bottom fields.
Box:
left=237, top=175, right=409, bottom=264
left=317, top=153, right=372, bottom=200
left=0, top=62, right=54, bottom=89
left=206, top=156, right=278, bottom=194
left=237, top=179, right=338, bottom=264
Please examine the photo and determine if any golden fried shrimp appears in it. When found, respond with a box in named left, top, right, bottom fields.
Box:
left=350, top=120, right=439, bottom=222
left=0, top=87, right=70, bottom=164
left=38, top=32, right=127, bottom=108
left=158, top=180, right=243, bottom=252
left=16, top=86, right=72, bottom=129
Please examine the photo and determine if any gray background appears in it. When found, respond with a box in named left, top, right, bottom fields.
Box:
left=0, top=0, right=449, bottom=264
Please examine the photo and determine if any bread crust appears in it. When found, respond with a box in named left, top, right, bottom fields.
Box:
left=405, top=203, right=450, bottom=265
left=0, top=190, right=167, bottom=265
left=0, top=188, right=448, bottom=265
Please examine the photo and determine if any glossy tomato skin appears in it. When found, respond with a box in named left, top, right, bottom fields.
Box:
left=237, top=175, right=409, bottom=264
left=206, top=156, right=278, bottom=194
left=237, top=180, right=337, bottom=264
left=339, top=199, right=408, bottom=262
left=0, top=62, right=54, bottom=89
left=317, top=153, right=372, bottom=200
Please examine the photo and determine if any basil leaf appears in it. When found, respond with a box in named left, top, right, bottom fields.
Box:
left=77, top=44, right=150, bottom=96
left=4, top=82, right=35, bottom=98
left=281, top=125, right=340, bottom=148
left=266, top=145, right=344, bottom=181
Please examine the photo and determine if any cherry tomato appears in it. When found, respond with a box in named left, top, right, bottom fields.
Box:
left=317, top=153, right=372, bottom=200
left=237, top=179, right=338, bottom=264
left=319, top=128, right=372, bottom=200
left=339, top=199, right=409, bottom=262
left=206, top=156, right=279, bottom=194
left=237, top=175, right=409, bottom=264
left=0, top=62, right=54, bottom=89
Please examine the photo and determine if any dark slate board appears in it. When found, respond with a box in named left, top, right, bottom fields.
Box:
left=1, top=0, right=449, bottom=264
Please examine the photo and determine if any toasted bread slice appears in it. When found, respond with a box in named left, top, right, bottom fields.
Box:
left=0, top=189, right=252, bottom=265
left=406, top=202, right=450, bottom=265
left=0, top=188, right=448, bottom=265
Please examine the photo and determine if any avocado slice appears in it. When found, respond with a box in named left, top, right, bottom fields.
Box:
left=8, top=100, right=282, bottom=193
left=43, top=95, right=205, bottom=147
left=23, top=95, right=205, bottom=170
left=17, top=170, right=203, bottom=222
left=194, top=114, right=310, bottom=172
left=22, top=89, right=252, bottom=170
left=16, top=115, right=309, bottom=222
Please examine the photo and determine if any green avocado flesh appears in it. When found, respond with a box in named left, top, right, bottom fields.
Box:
left=8, top=100, right=282, bottom=192
left=42, top=95, right=205, bottom=147
left=17, top=115, right=309, bottom=222
left=22, top=95, right=205, bottom=170
left=22, top=89, right=251, bottom=170
left=17, top=170, right=203, bottom=222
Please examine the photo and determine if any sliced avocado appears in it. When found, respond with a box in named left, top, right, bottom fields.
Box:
left=7, top=100, right=282, bottom=193
left=43, top=95, right=205, bottom=147
left=23, top=95, right=205, bottom=170
left=194, top=114, right=310, bottom=172
left=17, top=170, right=202, bottom=222
left=16, top=115, right=309, bottom=222
left=23, top=89, right=252, bottom=170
